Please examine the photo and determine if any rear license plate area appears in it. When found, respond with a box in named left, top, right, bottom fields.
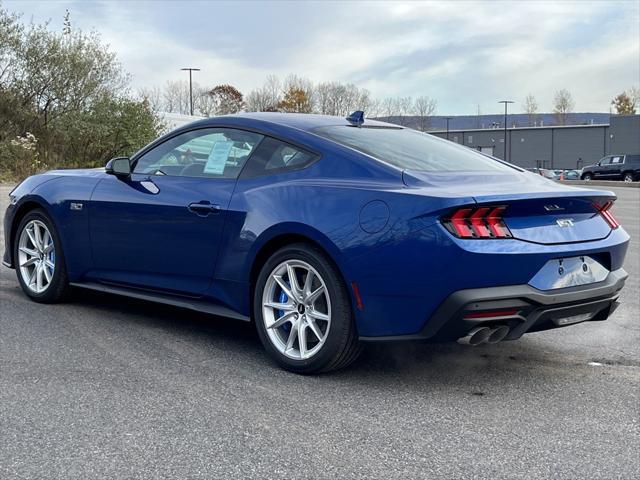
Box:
left=529, top=256, right=609, bottom=290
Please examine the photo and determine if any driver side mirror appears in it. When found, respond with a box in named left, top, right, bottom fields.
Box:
left=105, top=157, right=131, bottom=177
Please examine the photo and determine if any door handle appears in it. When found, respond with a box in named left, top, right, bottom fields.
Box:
left=188, top=202, right=221, bottom=216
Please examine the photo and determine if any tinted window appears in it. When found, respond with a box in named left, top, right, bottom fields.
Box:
left=133, top=128, right=263, bottom=178
left=610, top=156, right=623, bottom=164
left=313, top=126, right=516, bottom=172
left=241, top=137, right=318, bottom=178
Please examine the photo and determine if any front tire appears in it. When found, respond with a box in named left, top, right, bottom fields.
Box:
left=623, top=172, right=634, bottom=183
left=582, top=173, right=593, bottom=181
left=14, top=209, right=69, bottom=303
left=254, top=243, right=361, bottom=374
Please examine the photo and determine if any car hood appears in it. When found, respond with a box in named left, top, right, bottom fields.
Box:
left=43, top=167, right=106, bottom=177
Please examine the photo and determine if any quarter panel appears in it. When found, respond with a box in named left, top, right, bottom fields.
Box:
left=213, top=162, right=461, bottom=319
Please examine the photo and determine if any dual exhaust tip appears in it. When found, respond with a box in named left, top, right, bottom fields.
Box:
left=458, top=325, right=510, bottom=346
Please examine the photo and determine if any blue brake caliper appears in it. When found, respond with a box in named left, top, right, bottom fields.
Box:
left=278, top=288, right=291, bottom=333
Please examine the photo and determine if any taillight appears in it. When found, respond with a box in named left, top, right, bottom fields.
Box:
left=443, top=206, right=512, bottom=239
left=595, top=201, right=620, bottom=229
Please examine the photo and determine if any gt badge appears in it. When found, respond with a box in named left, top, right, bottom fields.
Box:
left=556, top=218, right=574, bottom=228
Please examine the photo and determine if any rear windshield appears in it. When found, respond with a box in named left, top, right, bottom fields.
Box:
left=313, top=126, right=516, bottom=172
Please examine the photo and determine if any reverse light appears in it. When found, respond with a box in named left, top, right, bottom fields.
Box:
left=443, top=206, right=512, bottom=239
left=464, top=309, right=519, bottom=320
left=595, top=201, right=619, bottom=229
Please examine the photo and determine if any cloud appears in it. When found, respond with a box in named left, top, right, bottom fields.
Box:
left=4, top=0, right=639, bottom=114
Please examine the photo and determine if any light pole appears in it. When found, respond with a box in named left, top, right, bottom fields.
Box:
left=181, top=67, right=200, bottom=116
left=445, top=117, right=453, bottom=140
left=498, top=100, right=514, bottom=162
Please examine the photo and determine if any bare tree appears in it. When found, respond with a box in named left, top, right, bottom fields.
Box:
left=367, top=98, right=381, bottom=118
left=356, top=88, right=372, bottom=114
left=523, top=93, right=538, bottom=126
left=163, top=80, right=190, bottom=114
left=553, top=89, right=574, bottom=125
left=413, top=96, right=437, bottom=131
left=381, top=97, right=397, bottom=119
left=395, top=97, right=413, bottom=126
left=315, top=82, right=371, bottom=116
left=315, top=82, right=333, bottom=115
left=194, top=86, right=216, bottom=116
left=245, top=74, right=281, bottom=112
left=138, top=86, right=163, bottom=112
left=263, top=74, right=281, bottom=110
left=245, top=89, right=266, bottom=112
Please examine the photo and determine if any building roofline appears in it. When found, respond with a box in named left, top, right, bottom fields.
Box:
left=429, top=123, right=610, bottom=134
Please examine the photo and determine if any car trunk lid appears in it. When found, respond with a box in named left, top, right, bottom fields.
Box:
left=403, top=170, right=618, bottom=245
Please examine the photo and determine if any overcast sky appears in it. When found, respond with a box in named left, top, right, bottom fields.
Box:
left=5, top=0, right=639, bottom=115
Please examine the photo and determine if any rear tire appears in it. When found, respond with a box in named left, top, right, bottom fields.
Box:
left=13, top=209, right=70, bottom=303
left=253, top=243, right=361, bottom=374
left=623, top=172, right=634, bottom=182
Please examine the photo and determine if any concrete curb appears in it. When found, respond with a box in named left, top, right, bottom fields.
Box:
left=559, top=180, right=640, bottom=188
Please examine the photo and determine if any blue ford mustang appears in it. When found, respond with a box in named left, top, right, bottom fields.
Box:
left=2, top=112, right=629, bottom=373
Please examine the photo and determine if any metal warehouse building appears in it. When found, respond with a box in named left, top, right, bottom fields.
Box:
left=430, top=114, right=640, bottom=170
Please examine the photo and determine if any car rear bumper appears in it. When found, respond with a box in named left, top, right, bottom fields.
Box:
left=359, top=268, right=627, bottom=342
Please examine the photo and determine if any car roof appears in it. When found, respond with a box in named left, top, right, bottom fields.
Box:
left=134, top=112, right=402, bottom=162
left=179, top=112, right=398, bottom=133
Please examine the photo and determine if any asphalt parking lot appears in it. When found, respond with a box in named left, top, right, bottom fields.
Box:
left=0, top=183, right=638, bottom=479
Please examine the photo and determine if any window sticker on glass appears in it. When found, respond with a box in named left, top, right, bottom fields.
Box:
left=204, top=140, right=234, bottom=174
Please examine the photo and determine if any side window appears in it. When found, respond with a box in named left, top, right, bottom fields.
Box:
left=133, top=128, right=263, bottom=179
left=600, top=157, right=612, bottom=165
left=610, top=156, right=623, bottom=164
left=240, top=137, right=319, bottom=178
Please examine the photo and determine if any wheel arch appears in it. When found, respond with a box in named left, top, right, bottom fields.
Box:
left=8, top=198, right=52, bottom=267
left=250, top=232, right=345, bottom=286
left=248, top=227, right=355, bottom=312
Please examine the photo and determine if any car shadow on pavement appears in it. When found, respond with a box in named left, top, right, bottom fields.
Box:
left=1, top=279, right=600, bottom=394
left=53, top=287, right=572, bottom=384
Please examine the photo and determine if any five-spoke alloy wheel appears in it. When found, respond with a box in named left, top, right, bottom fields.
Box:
left=254, top=243, right=361, bottom=374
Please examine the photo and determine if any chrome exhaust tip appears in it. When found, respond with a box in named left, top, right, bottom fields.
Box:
left=486, top=325, right=510, bottom=344
left=457, top=326, right=492, bottom=346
